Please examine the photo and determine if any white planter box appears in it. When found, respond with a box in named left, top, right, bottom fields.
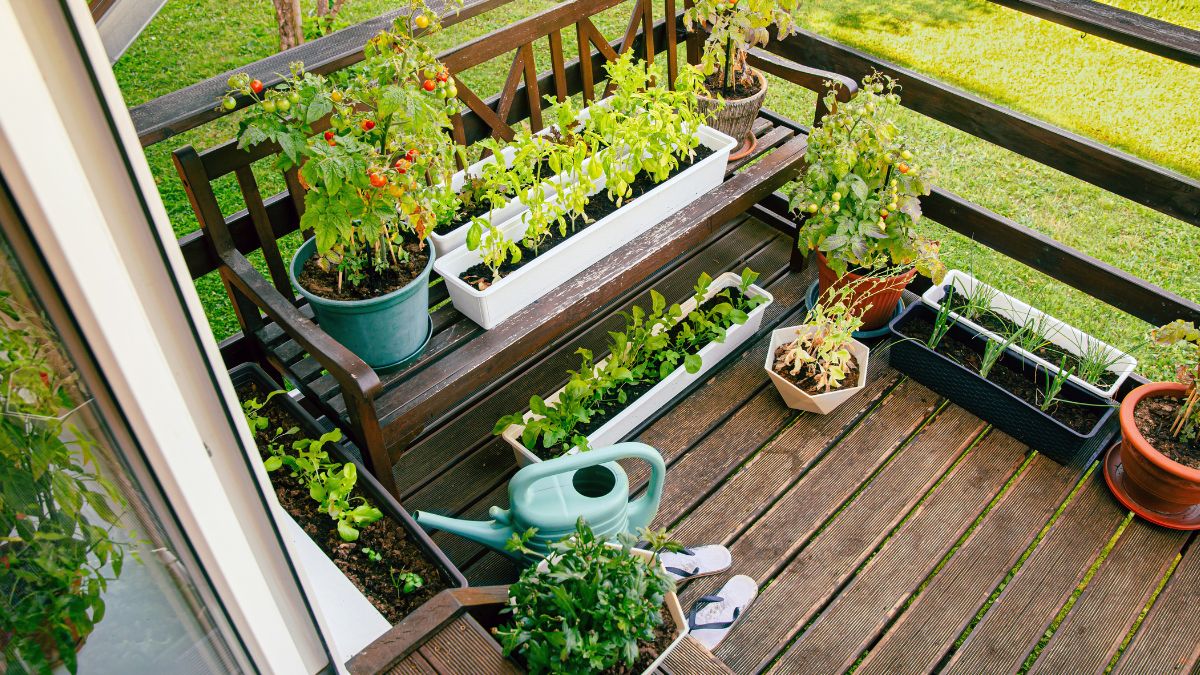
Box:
left=279, top=509, right=389, bottom=668
left=921, top=269, right=1136, bottom=399
left=765, top=325, right=869, bottom=414
left=435, top=125, right=737, bottom=329
left=503, top=272, right=772, bottom=465
left=429, top=104, right=602, bottom=256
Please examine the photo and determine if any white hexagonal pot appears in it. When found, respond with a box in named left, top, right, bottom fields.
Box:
left=764, top=325, right=869, bottom=414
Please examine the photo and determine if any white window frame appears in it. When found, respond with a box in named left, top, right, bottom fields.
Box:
left=0, top=2, right=342, bottom=672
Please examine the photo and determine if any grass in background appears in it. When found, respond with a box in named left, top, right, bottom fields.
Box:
left=115, top=0, right=1200, bottom=379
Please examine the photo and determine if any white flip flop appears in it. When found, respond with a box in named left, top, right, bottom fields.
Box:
left=639, top=543, right=733, bottom=582
left=687, top=575, right=758, bottom=651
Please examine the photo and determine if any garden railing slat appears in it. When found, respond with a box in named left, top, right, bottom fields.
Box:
left=985, top=0, right=1200, bottom=68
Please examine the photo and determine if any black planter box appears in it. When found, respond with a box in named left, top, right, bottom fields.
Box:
left=229, top=363, right=468, bottom=590
left=887, top=303, right=1118, bottom=466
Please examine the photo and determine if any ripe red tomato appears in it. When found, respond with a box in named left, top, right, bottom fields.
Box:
left=436, top=71, right=449, bottom=83
left=369, top=172, right=387, bottom=188
left=394, top=159, right=409, bottom=174
left=406, top=148, right=419, bottom=161
left=324, top=130, right=335, bottom=141
left=361, top=119, right=376, bottom=131
left=897, top=162, right=911, bottom=174
left=250, top=79, right=264, bottom=94
left=423, top=79, right=436, bottom=92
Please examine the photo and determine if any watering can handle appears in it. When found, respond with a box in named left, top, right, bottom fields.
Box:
left=510, top=442, right=666, bottom=517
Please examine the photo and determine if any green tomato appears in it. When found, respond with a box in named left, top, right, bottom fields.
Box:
left=276, top=98, right=291, bottom=112
left=262, top=99, right=277, bottom=113
left=831, top=191, right=842, bottom=201
left=227, top=76, right=241, bottom=89
left=221, top=96, right=237, bottom=110
left=288, top=91, right=301, bottom=104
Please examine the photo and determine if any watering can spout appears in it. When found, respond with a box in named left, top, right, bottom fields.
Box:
left=413, top=509, right=514, bottom=556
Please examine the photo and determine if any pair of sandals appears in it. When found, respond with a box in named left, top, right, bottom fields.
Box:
left=640, top=543, right=758, bottom=651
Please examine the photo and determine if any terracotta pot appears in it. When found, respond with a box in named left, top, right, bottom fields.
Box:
left=1117, top=382, right=1200, bottom=517
left=815, top=252, right=914, bottom=331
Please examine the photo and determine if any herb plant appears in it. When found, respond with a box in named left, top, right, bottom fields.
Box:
left=928, top=293, right=956, bottom=350
left=495, top=519, right=679, bottom=674
left=0, top=290, right=132, bottom=673
left=495, top=269, right=766, bottom=458
left=774, top=283, right=865, bottom=392
left=979, top=328, right=1024, bottom=379
left=682, top=0, right=801, bottom=95
left=789, top=73, right=944, bottom=283
left=224, top=0, right=462, bottom=293
left=1038, top=356, right=1074, bottom=412
left=1150, top=320, right=1200, bottom=442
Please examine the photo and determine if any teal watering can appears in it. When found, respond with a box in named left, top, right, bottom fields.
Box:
left=414, top=442, right=666, bottom=560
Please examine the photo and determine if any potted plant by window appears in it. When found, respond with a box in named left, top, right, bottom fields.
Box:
left=1107, top=320, right=1200, bottom=529
left=496, top=521, right=688, bottom=674
left=789, top=73, right=945, bottom=331
left=766, top=281, right=870, bottom=414
left=683, top=0, right=801, bottom=156
left=224, top=0, right=460, bottom=369
left=0, top=291, right=131, bottom=673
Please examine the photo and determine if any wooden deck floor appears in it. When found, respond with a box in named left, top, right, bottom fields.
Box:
left=397, top=216, right=1200, bottom=674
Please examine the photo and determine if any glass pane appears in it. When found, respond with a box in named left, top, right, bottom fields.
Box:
left=0, top=237, right=243, bottom=674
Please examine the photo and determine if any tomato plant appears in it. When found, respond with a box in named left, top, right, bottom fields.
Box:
left=788, top=72, right=945, bottom=282
left=683, top=0, right=801, bottom=93
left=222, top=0, right=465, bottom=292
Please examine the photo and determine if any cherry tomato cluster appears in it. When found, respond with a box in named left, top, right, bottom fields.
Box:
left=421, top=66, right=457, bottom=99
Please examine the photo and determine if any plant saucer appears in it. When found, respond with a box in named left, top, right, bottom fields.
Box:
left=1104, top=441, right=1200, bottom=531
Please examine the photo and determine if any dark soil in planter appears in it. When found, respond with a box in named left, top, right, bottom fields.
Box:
left=460, top=145, right=716, bottom=289
left=898, top=315, right=1104, bottom=434
left=703, top=71, right=763, bottom=100
left=941, top=287, right=1118, bottom=390
left=530, top=288, right=748, bottom=459
left=772, top=346, right=860, bottom=395
left=237, top=380, right=445, bottom=623
left=1133, top=396, right=1200, bottom=469
left=297, top=240, right=428, bottom=302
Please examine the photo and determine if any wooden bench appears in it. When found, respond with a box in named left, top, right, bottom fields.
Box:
left=172, top=0, right=854, bottom=496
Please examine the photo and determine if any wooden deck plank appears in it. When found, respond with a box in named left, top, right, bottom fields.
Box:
left=666, top=373, right=921, bottom=544
left=1112, top=534, right=1200, bottom=675
left=856, top=452, right=1082, bottom=675
left=769, top=433, right=1031, bottom=674
left=419, top=229, right=802, bottom=567
left=385, top=652, right=437, bottom=675
left=943, top=474, right=1127, bottom=675
left=660, top=636, right=735, bottom=675
left=710, top=406, right=987, bottom=672
left=417, top=615, right=518, bottom=675
left=1030, top=519, right=1188, bottom=675
left=393, top=216, right=771, bottom=497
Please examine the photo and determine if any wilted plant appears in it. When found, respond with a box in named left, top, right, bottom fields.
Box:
left=774, top=283, right=865, bottom=392
left=1150, top=320, right=1200, bottom=442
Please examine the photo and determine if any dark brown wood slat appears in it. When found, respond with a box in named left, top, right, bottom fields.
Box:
left=986, top=0, right=1200, bottom=67
left=494, top=48, right=528, bottom=129
left=771, top=435, right=1033, bottom=674
left=577, top=20, right=596, bottom=103
left=664, top=0, right=678, bottom=84
left=417, top=230, right=799, bottom=566
left=727, top=126, right=794, bottom=174
left=1111, top=535, right=1200, bottom=675
left=667, top=374, right=925, bottom=545
left=519, top=43, right=543, bottom=131
left=373, top=134, right=811, bottom=447
left=943, top=475, right=1127, bottom=675
left=418, top=615, right=518, bottom=674
left=1030, top=520, right=1188, bottom=675
left=548, top=30, right=569, bottom=102
left=392, top=217, right=770, bottom=497
left=132, top=0, right=519, bottom=146
left=233, top=167, right=293, bottom=298
left=455, top=79, right=515, bottom=142
left=765, top=28, right=1200, bottom=229
left=856, top=453, right=1082, bottom=675
left=709, top=407, right=987, bottom=672
left=180, top=191, right=298, bottom=280
left=605, top=1, right=647, bottom=98
left=661, top=636, right=734, bottom=675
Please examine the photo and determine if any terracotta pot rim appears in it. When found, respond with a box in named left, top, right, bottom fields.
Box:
left=1120, top=381, right=1200, bottom=481
left=814, top=251, right=916, bottom=281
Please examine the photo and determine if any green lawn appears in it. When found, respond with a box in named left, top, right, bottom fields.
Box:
left=114, top=0, right=1200, bottom=379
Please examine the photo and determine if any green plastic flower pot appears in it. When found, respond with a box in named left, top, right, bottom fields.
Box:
left=289, top=237, right=434, bottom=371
